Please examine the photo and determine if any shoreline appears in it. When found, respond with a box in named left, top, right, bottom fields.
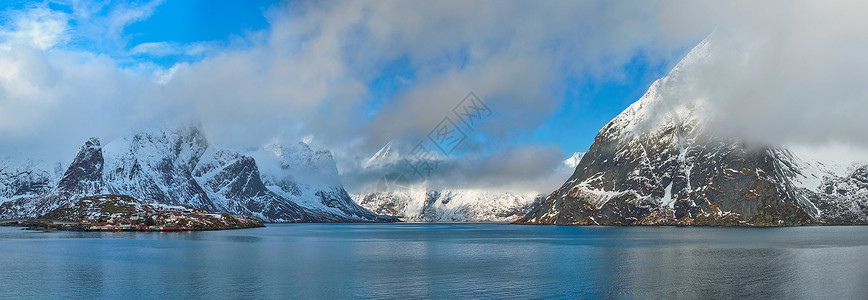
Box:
left=0, top=219, right=265, bottom=232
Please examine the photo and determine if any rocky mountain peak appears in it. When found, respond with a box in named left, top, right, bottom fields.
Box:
left=363, top=141, right=400, bottom=169
left=55, top=137, right=106, bottom=195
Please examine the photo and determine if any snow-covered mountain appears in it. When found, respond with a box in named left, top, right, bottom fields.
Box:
left=0, top=138, right=111, bottom=218
left=248, top=140, right=389, bottom=222
left=355, top=189, right=540, bottom=222
left=0, top=127, right=394, bottom=222
left=103, top=127, right=215, bottom=211
left=516, top=37, right=868, bottom=226
left=362, top=140, right=400, bottom=169
left=0, top=157, right=63, bottom=204
left=351, top=142, right=541, bottom=222
left=563, top=152, right=584, bottom=169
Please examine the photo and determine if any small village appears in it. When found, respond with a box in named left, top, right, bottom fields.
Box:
left=79, top=207, right=194, bottom=231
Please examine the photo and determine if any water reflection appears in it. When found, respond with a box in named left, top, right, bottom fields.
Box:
left=0, top=224, right=866, bottom=298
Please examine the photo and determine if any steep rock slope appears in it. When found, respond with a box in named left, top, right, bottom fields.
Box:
left=0, top=138, right=111, bottom=219
left=516, top=39, right=867, bottom=226
left=100, top=127, right=320, bottom=222
left=103, top=127, right=214, bottom=211
left=192, top=146, right=319, bottom=222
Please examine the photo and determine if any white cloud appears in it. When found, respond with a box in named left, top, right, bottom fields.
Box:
left=341, top=142, right=574, bottom=193
left=0, top=8, right=68, bottom=50
left=58, top=0, right=164, bottom=56
left=130, top=42, right=174, bottom=56
left=651, top=1, right=868, bottom=149
left=130, top=41, right=213, bottom=57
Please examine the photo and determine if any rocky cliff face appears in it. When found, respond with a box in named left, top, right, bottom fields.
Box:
left=0, top=127, right=394, bottom=222
left=515, top=39, right=867, bottom=226
left=192, top=150, right=313, bottom=222
left=56, top=137, right=109, bottom=196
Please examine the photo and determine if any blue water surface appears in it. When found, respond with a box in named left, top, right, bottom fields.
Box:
left=1, top=223, right=866, bottom=299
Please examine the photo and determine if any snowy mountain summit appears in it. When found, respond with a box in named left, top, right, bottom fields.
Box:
left=516, top=37, right=868, bottom=226
left=563, top=152, right=585, bottom=169
left=0, top=126, right=394, bottom=222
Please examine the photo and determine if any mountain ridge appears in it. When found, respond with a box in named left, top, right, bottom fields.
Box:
left=0, top=127, right=395, bottom=223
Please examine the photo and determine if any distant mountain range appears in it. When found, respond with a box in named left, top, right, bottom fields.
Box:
left=351, top=141, right=542, bottom=222
left=515, top=38, right=868, bottom=226
left=355, top=189, right=541, bottom=222
left=0, top=126, right=395, bottom=223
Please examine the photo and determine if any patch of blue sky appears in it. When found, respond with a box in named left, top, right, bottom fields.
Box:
left=364, top=56, right=417, bottom=120
left=528, top=49, right=687, bottom=156
left=123, top=0, right=277, bottom=66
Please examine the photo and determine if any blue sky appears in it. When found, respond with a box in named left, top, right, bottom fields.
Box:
left=530, top=55, right=676, bottom=153
left=0, top=1, right=719, bottom=192
left=123, top=0, right=275, bottom=65
left=126, top=0, right=274, bottom=44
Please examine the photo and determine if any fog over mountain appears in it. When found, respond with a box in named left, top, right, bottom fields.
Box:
left=1, top=1, right=866, bottom=194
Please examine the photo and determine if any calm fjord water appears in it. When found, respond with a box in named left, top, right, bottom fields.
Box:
left=1, top=223, right=866, bottom=299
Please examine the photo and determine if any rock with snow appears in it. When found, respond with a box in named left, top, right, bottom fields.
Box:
left=102, top=127, right=215, bottom=211
left=0, top=138, right=112, bottom=219
left=0, top=127, right=394, bottom=223
left=0, top=157, right=62, bottom=204
left=193, top=150, right=314, bottom=222
left=246, top=140, right=393, bottom=222
left=516, top=37, right=868, bottom=226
